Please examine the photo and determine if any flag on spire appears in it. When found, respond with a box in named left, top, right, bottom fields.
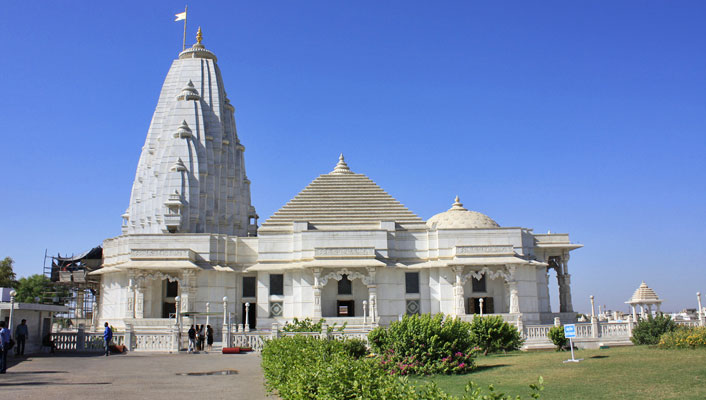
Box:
left=175, top=10, right=187, bottom=21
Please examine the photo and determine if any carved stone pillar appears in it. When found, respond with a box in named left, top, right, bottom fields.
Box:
left=135, top=280, right=145, bottom=319
left=76, top=290, right=85, bottom=319
left=508, top=280, right=520, bottom=314
left=312, top=268, right=322, bottom=318
left=222, top=296, right=229, bottom=346
left=560, top=254, right=574, bottom=312
left=366, top=267, right=378, bottom=322
left=180, top=270, right=196, bottom=314
left=453, top=266, right=465, bottom=316
left=126, top=270, right=136, bottom=318
left=368, top=288, right=377, bottom=323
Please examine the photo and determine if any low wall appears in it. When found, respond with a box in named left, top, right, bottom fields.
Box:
left=49, top=318, right=704, bottom=353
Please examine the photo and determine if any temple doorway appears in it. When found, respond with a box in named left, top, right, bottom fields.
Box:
left=162, top=280, right=178, bottom=318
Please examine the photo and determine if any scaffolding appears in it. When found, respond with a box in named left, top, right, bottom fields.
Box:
left=43, top=247, right=102, bottom=327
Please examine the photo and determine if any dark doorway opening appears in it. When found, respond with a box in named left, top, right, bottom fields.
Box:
left=467, top=297, right=494, bottom=314
left=337, top=300, right=355, bottom=317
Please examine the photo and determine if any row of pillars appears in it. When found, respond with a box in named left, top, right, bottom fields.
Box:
left=589, top=293, right=706, bottom=326
left=453, top=266, right=520, bottom=316
left=311, top=268, right=378, bottom=322
left=124, top=270, right=197, bottom=319
left=171, top=296, right=251, bottom=350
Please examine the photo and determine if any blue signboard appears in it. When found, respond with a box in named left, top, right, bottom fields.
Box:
left=564, top=324, right=576, bottom=338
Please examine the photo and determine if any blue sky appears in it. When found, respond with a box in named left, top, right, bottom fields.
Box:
left=1, top=1, right=704, bottom=313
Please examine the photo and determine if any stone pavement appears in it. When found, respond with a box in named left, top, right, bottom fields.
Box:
left=0, top=351, right=273, bottom=400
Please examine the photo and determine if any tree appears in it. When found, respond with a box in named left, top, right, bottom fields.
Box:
left=0, top=257, right=17, bottom=288
left=14, top=274, right=70, bottom=304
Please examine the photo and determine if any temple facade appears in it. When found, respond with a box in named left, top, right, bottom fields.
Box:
left=94, top=32, right=582, bottom=336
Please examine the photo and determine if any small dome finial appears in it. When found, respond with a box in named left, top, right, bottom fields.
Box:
left=451, top=195, right=466, bottom=210
left=196, top=27, right=203, bottom=44
left=331, top=153, right=353, bottom=174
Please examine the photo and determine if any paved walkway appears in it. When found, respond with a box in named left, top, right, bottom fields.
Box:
left=0, top=351, right=272, bottom=400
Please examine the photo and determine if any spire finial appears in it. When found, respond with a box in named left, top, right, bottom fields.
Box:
left=331, top=153, right=353, bottom=174
left=450, top=195, right=467, bottom=211
left=196, top=27, right=203, bottom=44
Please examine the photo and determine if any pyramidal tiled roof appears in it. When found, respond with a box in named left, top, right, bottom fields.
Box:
left=261, top=155, right=423, bottom=228
left=627, top=282, right=662, bottom=304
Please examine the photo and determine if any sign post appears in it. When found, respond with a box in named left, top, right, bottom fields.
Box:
left=562, top=324, right=583, bottom=363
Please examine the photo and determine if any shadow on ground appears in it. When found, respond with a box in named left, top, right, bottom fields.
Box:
left=475, top=364, right=510, bottom=372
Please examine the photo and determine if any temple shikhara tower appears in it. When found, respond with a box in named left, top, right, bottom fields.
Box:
left=93, top=30, right=582, bottom=339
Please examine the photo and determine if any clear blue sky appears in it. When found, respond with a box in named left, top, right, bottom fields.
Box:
left=1, top=1, right=704, bottom=314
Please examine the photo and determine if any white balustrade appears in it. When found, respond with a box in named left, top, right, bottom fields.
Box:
left=575, top=323, right=593, bottom=337
left=601, top=322, right=630, bottom=337
left=675, top=320, right=700, bottom=328
left=524, top=325, right=552, bottom=340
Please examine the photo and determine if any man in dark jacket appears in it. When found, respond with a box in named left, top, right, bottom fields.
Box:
left=15, top=319, right=28, bottom=356
left=188, top=325, right=196, bottom=353
left=103, top=322, right=113, bottom=356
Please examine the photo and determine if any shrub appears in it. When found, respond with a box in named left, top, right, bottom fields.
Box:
left=281, top=317, right=345, bottom=333
left=548, top=326, right=567, bottom=351
left=341, top=337, right=369, bottom=358
left=369, top=313, right=477, bottom=375
left=631, top=314, right=677, bottom=345
left=658, top=326, right=706, bottom=349
left=470, top=316, right=524, bottom=355
left=261, top=335, right=544, bottom=400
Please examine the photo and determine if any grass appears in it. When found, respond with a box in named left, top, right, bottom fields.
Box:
left=414, top=346, right=706, bottom=399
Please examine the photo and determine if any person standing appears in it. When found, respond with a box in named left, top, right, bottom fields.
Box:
left=198, top=324, right=206, bottom=352
left=206, top=325, right=213, bottom=352
left=0, top=321, right=11, bottom=373
left=15, top=319, right=28, bottom=356
left=103, top=322, right=113, bottom=356
left=187, top=325, right=196, bottom=353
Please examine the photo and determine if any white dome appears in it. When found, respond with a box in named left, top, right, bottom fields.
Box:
left=427, top=196, right=499, bottom=230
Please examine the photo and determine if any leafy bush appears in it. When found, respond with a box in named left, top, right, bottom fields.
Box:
left=281, top=317, right=345, bottom=333
left=369, top=313, right=477, bottom=375
left=548, top=326, right=567, bottom=351
left=631, top=314, right=677, bottom=345
left=470, top=316, right=524, bottom=355
left=341, top=337, right=369, bottom=358
left=261, top=335, right=544, bottom=400
left=658, top=326, right=706, bottom=349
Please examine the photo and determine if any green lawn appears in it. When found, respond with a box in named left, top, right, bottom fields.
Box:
left=415, top=346, right=706, bottom=400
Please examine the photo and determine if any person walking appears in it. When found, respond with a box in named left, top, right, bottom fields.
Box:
left=103, top=322, right=113, bottom=356
left=188, top=325, right=196, bottom=353
left=0, top=321, right=11, bottom=373
left=15, top=319, right=28, bottom=356
left=206, top=325, right=213, bottom=352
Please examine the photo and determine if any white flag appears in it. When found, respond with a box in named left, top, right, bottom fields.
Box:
left=175, top=11, right=186, bottom=21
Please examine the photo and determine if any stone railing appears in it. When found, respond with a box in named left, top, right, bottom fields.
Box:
left=575, top=323, right=593, bottom=337
left=230, top=332, right=269, bottom=352
left=133, top=332, right=174, bottom=351
left=675, top=320, right=702, bottom=327
left=524, top=325, right=552, bottom=340
left=601, top=322, right=630, bottom=337
left=52, top=331, right=125, bottom=351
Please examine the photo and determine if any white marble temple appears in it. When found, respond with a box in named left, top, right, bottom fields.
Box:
left=95, top=32, right=582, bottom=334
